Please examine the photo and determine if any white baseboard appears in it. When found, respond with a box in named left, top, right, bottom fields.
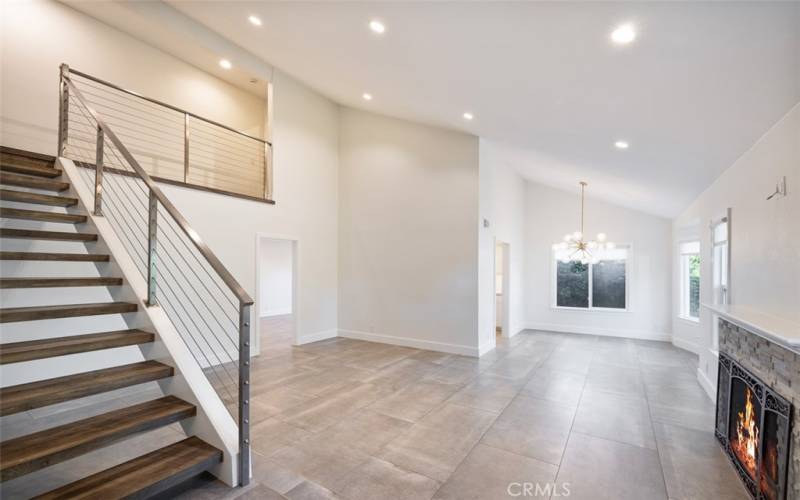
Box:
left=672, top=336, right=700, bottom=355
left=295, top=329, right=337, bottom=345
left=526, top=322, right=671, bottom=342
left=338, top=329, right=480, bottom=357
left=697, top=366, right=716, bottom=401
left=478, top=338, right=496, bottom=356
left=261, top=307, right=292, bottom=318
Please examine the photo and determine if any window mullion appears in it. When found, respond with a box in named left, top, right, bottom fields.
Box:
left=588, top=262, right=593, bottom=309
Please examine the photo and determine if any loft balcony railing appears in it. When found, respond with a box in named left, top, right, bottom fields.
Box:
left=57, top=63, right=258, bottom=486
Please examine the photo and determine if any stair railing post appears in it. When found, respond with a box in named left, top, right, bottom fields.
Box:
left=184, top=113, right=190, bottom=183
left=146, top=189, right=158, bottom=306
left=263, top=142, right=272, bottom=201
left=57, top=64, right=70, bottom=156
left=238, top=302, right=251, bottom=486
left=94, top=126, right=104, bottom=216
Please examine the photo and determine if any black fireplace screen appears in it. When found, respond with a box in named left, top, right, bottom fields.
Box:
left=716, top=353, right=792, bottom=500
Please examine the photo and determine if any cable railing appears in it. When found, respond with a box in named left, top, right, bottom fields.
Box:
left=58, top=64, right=253, bottom=486
left=63, top=67, right=272, bottom=202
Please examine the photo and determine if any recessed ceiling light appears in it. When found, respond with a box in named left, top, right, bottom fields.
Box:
left=369, top=20, right=386, bottom=34
left=362, top=93, right=373, bottom=101
left=611, top=24, right=636, bottom=44
left=463, top=112, right=474, bottom=121
left=248, top=15, right=262, bottom=27
left=219, top=59, right=232, bottom=70
left=614, top=140, right=629, bottom=149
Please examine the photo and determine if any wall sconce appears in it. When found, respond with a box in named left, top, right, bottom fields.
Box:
left=766, top=176, right=787, bottom=200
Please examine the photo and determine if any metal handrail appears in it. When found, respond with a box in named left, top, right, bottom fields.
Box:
left=68, top=67, right=271, bottom=147
left=58, top=63, right=252, bottom=486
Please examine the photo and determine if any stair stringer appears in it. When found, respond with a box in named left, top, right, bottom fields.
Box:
left=57, top=157, right=243, bottom=486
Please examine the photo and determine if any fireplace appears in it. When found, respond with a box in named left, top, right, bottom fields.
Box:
left=716, top=352, right=793, bottom=500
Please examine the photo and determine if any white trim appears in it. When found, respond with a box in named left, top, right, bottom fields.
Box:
left=478, top=337, right=497, bottom=356
left=550, top=243, right=633, bottom=312
left=338, top=329, right=481, bottom=357
left=697, top=366, right=716, bottom=401
left=672, top=336, right=700, bottom=355
left=296, top=329, right=337, bottom=345
left=526, top=322, right=671, bottom=342
left=261, top=307, right=292, bottom=318
left=254, top=232, right=299, bottom=354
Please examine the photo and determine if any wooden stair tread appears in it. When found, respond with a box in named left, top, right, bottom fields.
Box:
left=0, top=147, right=55, bottom=166
left=0, top=228, right=97, bottom=241
left=0, top=396, right=195, bottom=482
left=0, top=277, right=123, bottom=289
left=0, top=207, right=86, bottom=223
left=0, top=189, right=77, bottom=207
left=0, top=251, right=109, bottom=262
left=0, top=301, right=138, bottom=323
left=0, top=360, right=173, bottom=416
left=0, top=172, right=69, bottom=192
left=34, top=436, right=221, bottom=500
left=0, top=163, right=61, bottom=178
left=0, top=329, right=154, bottom=364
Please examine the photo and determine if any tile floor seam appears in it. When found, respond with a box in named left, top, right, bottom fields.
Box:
left=637, top=352, right=672, bottom=499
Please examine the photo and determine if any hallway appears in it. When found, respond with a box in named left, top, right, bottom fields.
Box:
left=186, top=331, right=747, bottom=499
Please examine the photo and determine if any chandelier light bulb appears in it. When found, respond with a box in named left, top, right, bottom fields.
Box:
left=552, top=182, right=611, bottom=263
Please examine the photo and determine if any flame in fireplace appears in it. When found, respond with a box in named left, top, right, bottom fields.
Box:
left=733, top=387, right=759, bottom=476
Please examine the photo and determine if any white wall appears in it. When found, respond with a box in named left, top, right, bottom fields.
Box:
left=0, top=0, right=266, bottom=155
left=481, top=140, right=528, bottom=341
left=0, top=0, right=340, bottom=349
left=259, top=238, right=294, bottom=317
left=338, top=108, right=481, bottom=355
left=673, top=102, right=800, bottom=397
left=162, top=68, right=339, bottom=347
left=525, top=182, right=673, bottom=341
left=671, top=221, right=703, bottom=354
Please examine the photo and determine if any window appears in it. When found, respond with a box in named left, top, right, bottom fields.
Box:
left=680, top=241, right=700, bottom=321
left=554, top=246, right=629, bottom=310
left=711, top=214, right=730, bottom=305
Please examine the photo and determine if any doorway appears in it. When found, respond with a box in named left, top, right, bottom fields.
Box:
left=495, top=241, right=510, bottom=338
left=255, top=234, right=298, bottom=356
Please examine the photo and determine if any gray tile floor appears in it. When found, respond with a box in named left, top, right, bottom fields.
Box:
left=185, top=320, right=750, bottom=500
left=1, top=317, right=750, bottom=500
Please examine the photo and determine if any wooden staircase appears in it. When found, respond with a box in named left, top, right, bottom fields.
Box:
left=0, top=147, right=223, bottom=498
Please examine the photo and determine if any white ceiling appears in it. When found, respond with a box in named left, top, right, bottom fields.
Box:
left=95, top=2, right=800, bottom=217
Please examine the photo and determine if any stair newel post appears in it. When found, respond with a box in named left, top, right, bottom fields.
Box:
left=57, top=64, right=70, bottom=156
left=238, top=302, right=251, bottom=486
left=94, top=126, right=104, bottom=216
left=146, top=190, right=158, bottom=306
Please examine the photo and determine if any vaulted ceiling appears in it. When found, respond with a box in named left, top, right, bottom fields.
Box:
left=72, top=1, right=800, bottom=217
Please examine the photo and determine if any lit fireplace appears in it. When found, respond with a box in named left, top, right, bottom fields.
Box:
left=730, top=383, right=761, bottom=479
left=716, top=353, right=792, bottom=500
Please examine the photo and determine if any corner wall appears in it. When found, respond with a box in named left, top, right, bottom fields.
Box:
left=525, top=182, right=673, bottom=341
left=0, top=0, right=266, bottom=154
left=337, top=108, right=481, bottom=355
left=673, top=102, right=800, bottom=398
left=0, top=0, right=340, bottom=349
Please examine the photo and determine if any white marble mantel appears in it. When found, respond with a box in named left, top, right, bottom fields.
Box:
left=702, top=303, right=800, bottom=351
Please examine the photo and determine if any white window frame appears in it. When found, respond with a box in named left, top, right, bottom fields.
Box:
left=551, top=243, right=632, bottom=313
left=679, top=240, right=700, bottom=323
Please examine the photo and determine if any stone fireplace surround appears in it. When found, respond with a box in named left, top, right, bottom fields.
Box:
left=719, top=318, right=799, bottom=500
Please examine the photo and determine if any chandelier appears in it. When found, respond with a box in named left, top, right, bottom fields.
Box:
left=553, top=181, right=614, bottom=264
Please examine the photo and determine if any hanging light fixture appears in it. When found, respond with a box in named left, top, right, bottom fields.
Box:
left=552, top=181, right=614, bottom=265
